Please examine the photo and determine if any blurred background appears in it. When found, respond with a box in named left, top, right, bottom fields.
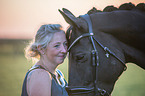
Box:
left=0, top=0, right=145, bottom=96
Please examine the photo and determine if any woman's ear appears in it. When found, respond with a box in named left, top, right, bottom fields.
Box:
left=37, top=45, right=45, bottom=55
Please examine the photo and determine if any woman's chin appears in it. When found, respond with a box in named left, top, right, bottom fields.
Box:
left=57, top=60, right=65, bottom=65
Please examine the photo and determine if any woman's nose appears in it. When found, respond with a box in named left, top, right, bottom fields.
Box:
left=61, top=45, right=67, bottom=53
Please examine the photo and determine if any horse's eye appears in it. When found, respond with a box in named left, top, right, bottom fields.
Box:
left=76, top=55, right=84, bottom=60
left=75, top=54, right=87, bottom=63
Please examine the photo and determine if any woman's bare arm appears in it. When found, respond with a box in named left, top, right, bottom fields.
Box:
left=27, top=69, right=52, bottom=96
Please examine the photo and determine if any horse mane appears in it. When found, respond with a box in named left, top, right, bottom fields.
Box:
left=103, top=6, right=118, bottom=12
left=87, top=2, right=145, bottom=14
left=136, top=3, right=145, bottom=11
left=119, top=2, right=135, bottom=10
left=87, top=7, right=101, bottom=14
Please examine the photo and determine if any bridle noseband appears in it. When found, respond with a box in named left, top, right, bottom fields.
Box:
left=66, top=14, right=127, bottom=96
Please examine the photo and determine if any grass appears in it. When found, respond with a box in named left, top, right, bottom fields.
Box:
left=112, top=63, right=145, bottom=96
left=0, top=40, right=144, bottom=96
left=0, top=54, right=31, bottom=96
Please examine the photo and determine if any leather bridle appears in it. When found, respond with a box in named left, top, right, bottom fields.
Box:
left=66, top=14, right=127, bottom=96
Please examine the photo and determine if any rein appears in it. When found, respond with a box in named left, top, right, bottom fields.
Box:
left=66, top=14, right=127, bottom=96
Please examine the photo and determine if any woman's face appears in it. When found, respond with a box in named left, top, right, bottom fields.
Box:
left=45, top=31, right=67, bottom=65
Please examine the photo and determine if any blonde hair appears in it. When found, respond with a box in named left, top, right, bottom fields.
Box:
left=25, top=24, right=64, bottom=60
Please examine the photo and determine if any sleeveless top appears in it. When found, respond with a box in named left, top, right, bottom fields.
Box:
left=21, top=65, right=68, bottom=96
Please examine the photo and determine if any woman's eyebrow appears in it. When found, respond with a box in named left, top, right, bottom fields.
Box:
left=52, top=42, right=61, bottom=45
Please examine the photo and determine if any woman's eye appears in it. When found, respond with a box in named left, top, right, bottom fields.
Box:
left=54, top=45, right=60, bottom=48
left=64, top=42, right=68, bottom=46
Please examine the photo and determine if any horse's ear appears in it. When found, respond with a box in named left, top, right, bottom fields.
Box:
left=62, top=8, right=75, bottom=17
left=58, top=9, right=80, bottom=28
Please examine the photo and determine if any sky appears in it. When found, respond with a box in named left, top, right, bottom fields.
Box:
left=0, top=0, right=144, bottom=39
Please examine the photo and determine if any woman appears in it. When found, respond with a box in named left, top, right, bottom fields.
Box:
left=21, top=24, right=68, bottom=96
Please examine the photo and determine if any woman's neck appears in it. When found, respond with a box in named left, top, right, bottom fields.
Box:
left=36, top=58, right=57, bottom=75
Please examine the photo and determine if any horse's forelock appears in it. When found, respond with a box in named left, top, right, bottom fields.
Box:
left=66, top=26, right=72, bottom=44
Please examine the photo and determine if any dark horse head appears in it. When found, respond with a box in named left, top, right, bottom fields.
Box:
left=59, top=3, right=145, bottom=96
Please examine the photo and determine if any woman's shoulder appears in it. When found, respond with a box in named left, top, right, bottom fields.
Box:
left=27, top=65, right=52, bottom=86
left=27, top=67, right=52, bottom=81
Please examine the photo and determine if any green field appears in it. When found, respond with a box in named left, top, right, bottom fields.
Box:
left=0, top=39, right=145, bottom=96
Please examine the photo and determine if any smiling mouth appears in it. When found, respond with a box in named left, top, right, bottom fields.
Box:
left=58, top=55, right=65, bottom=59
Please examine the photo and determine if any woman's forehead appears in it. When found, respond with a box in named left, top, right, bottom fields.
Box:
left=49, top=32, right=66, bottom=44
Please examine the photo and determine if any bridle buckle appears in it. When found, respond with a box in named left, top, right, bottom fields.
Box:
left=98, top=88, right=107, bottom=96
